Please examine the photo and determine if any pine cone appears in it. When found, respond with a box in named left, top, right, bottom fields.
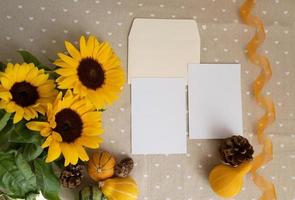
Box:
left=219, top=135, right=254, bottom=167
left=115, top=157, right=134, bottom=177
left=60, top=164, right=83, bottom=189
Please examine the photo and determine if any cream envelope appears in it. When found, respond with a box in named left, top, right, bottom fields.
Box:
left=128, top=18, right=200, bottom=84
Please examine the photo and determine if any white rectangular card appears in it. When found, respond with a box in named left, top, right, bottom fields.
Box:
left=131, top=78, right=187, bottom=154
left=188, top=64, right=243, bottom=139
left=128, top=18, right=200, bottom=84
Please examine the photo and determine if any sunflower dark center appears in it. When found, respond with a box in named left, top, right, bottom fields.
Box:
left=10, top=81, right=39, bottom=107
left=77, top=58, right=105, bottom=90
left=54, top=108, right=83, bottom=143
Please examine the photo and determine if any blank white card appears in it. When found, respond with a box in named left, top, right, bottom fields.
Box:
left=131, top=78, right=187, bottom=154
left=188, top=64, right=243, bottom=139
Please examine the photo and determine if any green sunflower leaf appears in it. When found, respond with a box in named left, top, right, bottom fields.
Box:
left=0, top=151, right=38, bottom=198
left=0, top=112, right=12, bottom=132
left=34, top=158, right=60, bottom=200
left=18, top=50, right=41, bottom=66
left=18, top=50, right=53, bottom=71
left=22, top=143, right=43, bottom=161
left=0, top=119, right=14, bottom=150
left=8, top=121, right=43, bottom=145
left=0, top=61, right=6, bottom=72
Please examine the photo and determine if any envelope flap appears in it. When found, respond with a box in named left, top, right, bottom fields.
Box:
left=129, top=18, right=200, bottom=41
left=128, top=18, right=201, bottom=84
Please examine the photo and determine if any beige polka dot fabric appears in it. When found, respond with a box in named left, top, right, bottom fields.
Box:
left=0, top=0, right=294, bottom=199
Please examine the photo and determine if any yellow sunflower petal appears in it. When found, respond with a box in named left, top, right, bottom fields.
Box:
left=86, top=35, right=95, bottom=57
left=6, top=101, right=16, bottom=113
left=57, top=76, right=78, bottom=89
left=97, top=42, right=112, bottom=62
left=13, top=108, right=24, bottom=123
left=45, top=141, right=61, bottom=163
left=61, top=143, right=79, bottom=166
left=0, top=77, right=13, bottom=89
left=31, top=74, right=49, bottom=86
left=86, top=92, right=105, bottom=110
left=55, top=68, right=76, bottom=76
left=83, top=127, right=103, bottom=136
left=65, top=41, right=81, bottom=60
left=79, top=36, right=88, bottom=58
left=58, top=53, right=79, bottom=67
left=76, top=136, right=102, bottom=149
left=54, top=59, right=75, bottom=69
left=26, top=121, right=49, bottom=132
left=74, top=142, right=89, bottom=161
left=37, top=82, right=57, bottom=97
left=40, top=127, right=52, bottom=137
left=52, top=131, right=62, bottom=142
left=81, top=111, right=102, bottom=122
left=0, top=91, right=12, bottom=101
left=41, top=136, right=53, bottom=148
left=25, top=66, right=39, bottom=82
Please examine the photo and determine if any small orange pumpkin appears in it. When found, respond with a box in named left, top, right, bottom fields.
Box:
left=88, top=151, right=116, bottom=181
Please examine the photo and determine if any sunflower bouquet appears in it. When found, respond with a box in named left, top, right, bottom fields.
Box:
left=0, top=36, right=125, bottom=200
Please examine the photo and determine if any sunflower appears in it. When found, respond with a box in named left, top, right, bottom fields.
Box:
left=54, top=35, right=125, bottom=110
left=26, top=90, right=103, bottom=166
left=0, top=63, right=57, bottom=123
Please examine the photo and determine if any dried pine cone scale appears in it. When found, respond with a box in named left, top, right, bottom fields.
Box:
left=60, top=164, right=84, bottom=189
left=115, top=157, right=134, bottom=178
left=219, top=135, right=254, bottom=167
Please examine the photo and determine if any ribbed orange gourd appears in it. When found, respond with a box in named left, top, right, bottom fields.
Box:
left=88, top=151, right=116, bottom=181
left=209, top=162, right=252, bottom=198
left=101, top=177, right=139, bottom=200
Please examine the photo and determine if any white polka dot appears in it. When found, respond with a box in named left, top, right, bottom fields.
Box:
left=40, top=6, right=45, bottom=10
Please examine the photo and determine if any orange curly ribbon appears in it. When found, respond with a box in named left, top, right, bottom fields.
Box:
left=240, top=0, right=277, bottom=200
